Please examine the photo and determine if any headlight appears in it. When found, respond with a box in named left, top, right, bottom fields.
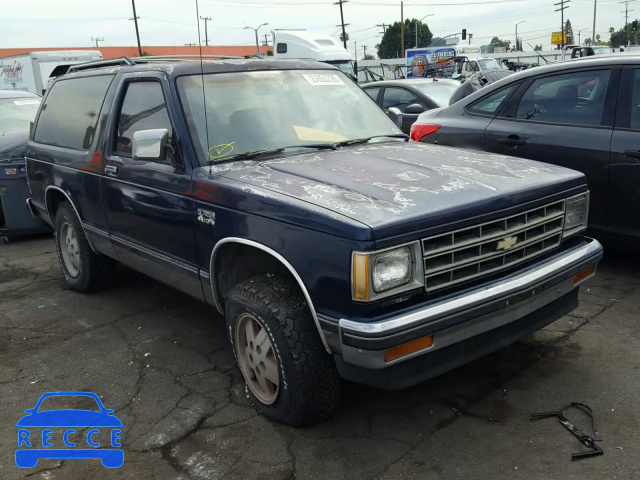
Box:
left=373, top=247, right=412, bottom=292
left=564, top=192, right=589, bottom=236
left=352, top=242, right=423, bottom=301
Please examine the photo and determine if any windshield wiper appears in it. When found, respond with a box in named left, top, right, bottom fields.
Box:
left=210, top=143, right=338, bottom=164
left=332, top=133, right=410, bottom=148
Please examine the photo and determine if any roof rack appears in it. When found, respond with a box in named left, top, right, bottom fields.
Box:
left=67, top=57, right=135, bottom=73
left=130, top=54, right=244, bottom=61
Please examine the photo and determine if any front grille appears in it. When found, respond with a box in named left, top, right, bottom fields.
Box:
left=422, top=200, right=565, bottom=292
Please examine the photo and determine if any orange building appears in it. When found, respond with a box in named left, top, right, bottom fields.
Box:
left=0, top=45, right=272, bottom=59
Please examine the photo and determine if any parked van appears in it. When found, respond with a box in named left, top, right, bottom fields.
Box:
left=407, top=46, right=503, bottom=79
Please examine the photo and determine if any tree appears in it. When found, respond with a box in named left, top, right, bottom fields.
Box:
left=534, top=44, right=543, bottom=51
left=364, top=53, right=375, bottom=60
left=340, top=32, right=350, bottom=43
left=490, top=37, right=511, bottom=49
left=595, top=34, right=601, bottom=44
left=376, top=19, right=433, bottom=59
left=584, top=37, right=592, bottom=46
left=610, top=24, right=629, bottom=47
left=266, top=49, right=274, bottom=56
left=565, top=19, right=574, bottom=45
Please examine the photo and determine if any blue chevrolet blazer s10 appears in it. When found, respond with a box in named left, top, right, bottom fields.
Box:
left=25, top=57, right=602, bottom=426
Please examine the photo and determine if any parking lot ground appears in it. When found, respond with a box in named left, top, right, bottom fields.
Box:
left=1, top=235, right=639, bottom=479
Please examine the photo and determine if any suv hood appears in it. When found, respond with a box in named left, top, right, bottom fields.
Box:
left=218, top=142, right=585, bottom=241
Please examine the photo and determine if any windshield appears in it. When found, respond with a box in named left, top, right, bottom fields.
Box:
left=326, top=61, right=354, bottom=77
left=477, top=59, right=503, bottom=71
left=0, top=97, right=41, bottom=133
left=177, top=70, right=400, bottom=164
left=413, top=81, right=459, bottom=107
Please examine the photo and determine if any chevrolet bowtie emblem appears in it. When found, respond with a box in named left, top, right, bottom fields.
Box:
left=496, top=236, right=518, bottom=251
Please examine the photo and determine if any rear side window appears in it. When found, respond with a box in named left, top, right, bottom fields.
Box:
left=364, top=87, right=381, bottom=102
left=33, top=75, right=113, bottom=150
left=467, top=85, right=515, bottom=115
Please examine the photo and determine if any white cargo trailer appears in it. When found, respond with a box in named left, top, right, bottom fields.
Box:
left=0, top=51, right=102, bottom=95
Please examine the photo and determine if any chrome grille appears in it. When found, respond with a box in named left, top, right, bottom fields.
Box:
left=422, top=200, right=565, bottom=292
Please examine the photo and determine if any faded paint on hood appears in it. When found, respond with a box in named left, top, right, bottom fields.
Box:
left=216, top=142, right=585, bottom=240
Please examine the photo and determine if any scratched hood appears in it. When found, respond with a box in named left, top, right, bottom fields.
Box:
left=219, top=142, right=585, bottom=241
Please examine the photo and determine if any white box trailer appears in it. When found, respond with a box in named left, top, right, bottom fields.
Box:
left=0, top=50, right=102, bottom=95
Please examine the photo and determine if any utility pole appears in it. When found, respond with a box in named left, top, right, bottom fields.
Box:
left=555, top=0, right=570, bottom=49
left=362, top=45, right=367, bottom=58
left=90, top=37, right=104, bottom=48
left=620, top=0, right=635, bottom=45
left=468, top=33, right=473, bottom=45
left=262, top=33, right=269, bottom=46
left=200, top=16, right=212, bottom=47
left=335, top=0, right=349, bottom=49
left=401, top=1, right=405, bottom=58
left=184, top=43, right=197, bottom=46
left=130, top=0, right=142, bottom=56
left=377, top=23, right=388, bottom=36
left=592, top=0, right=597, bottom=47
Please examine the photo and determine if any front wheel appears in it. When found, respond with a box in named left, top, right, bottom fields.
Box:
left=226, top=275, right=341, bottom=427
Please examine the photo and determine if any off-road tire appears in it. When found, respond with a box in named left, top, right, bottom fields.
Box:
left=226, top=274, right=341, bottom=426
left=54, top=201, right=116, bottom=292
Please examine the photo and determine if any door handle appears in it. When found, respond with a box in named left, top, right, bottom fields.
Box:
left=624, top=150, right=640, bottom=159
left=104, top=165, right=118, bottom=176
left=496, top=136, right=526, bottom=147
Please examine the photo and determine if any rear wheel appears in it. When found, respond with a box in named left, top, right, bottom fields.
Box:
left=54, top=201, right=116, bottom=292
left=226, top=274, right=341, bottom=426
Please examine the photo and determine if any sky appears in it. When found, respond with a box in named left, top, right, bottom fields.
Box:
left=0, top=0, right=629, bottom=58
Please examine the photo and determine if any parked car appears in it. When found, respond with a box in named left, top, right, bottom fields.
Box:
left=411, top=55, right=640, bottom=245
left=0, top=90, right=50, bottom=239
left=27, top=56, right=602, bottom=426
left=362, top=78, right=460, bottom=133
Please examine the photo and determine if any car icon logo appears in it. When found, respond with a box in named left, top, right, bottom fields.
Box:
left=496, top=236, right=518, bottom=251
left=15, top=391, right=124, bottom=468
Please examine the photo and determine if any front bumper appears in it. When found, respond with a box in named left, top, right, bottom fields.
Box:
left=331, top=237, right=602, bottom=385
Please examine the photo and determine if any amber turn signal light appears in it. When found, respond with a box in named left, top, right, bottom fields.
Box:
left=573, top=266, right=595, bottom=285
left=384, top=335, right=434, bottom=363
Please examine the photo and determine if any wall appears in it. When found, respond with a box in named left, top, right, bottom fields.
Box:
left=0, top=45, right=272, bottom=59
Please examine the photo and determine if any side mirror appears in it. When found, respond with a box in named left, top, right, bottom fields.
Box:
left=132, top=129, right=169, bottom=161
left=387, top=107, right=403, bottom=128
left=404, top=103, right=426, bottom=115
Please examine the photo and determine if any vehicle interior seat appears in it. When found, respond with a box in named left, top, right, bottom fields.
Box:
left=230, top=108, right=297, bottom=152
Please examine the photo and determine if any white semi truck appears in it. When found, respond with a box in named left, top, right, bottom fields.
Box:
left=0, top=50, right=103, bottom=95
left=272, top=30, right=357, bottom=81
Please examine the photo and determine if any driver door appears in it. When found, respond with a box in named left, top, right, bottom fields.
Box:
left=484, top=67, right=619, bottom=235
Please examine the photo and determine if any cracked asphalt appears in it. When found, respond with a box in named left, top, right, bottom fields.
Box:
left=1, top=235, right=639, bottom=479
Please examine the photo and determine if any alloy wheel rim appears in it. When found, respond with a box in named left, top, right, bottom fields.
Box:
left=60, top=221, right=81, bottom=278
left=235, top=313, right=280, bottom=405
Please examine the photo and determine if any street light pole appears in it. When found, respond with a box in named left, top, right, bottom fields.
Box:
left=515, top=20, right=525, bottom=51
left=415, top=14, right=435, bottom=48
left=244, top=23, right=269, bottom=56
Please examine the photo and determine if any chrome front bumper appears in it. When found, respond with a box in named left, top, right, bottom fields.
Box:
left=337, top=238, right=603, bottom=369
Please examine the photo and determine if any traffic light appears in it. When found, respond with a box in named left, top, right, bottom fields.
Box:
left=633, top=20, right=638, bottom=32
left=462, top=28, right=467, bottom=40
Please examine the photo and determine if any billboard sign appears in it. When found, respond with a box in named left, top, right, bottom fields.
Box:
left=551, top=32, right=567, bottom=45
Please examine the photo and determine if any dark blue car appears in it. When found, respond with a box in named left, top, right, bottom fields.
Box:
left=26, top=56, right=602, bottom=427
left=16, top=391, right=123, bottom=468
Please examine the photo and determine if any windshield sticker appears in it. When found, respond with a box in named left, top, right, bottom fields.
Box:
left=208, top=142, right=235, bottom=160
left=302, top=74, right=345, bottom=86
left=13, top=100, right=40, bottom=106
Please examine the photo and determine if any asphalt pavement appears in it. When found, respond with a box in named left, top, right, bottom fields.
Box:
left=1, top=235, right=639, bottom=479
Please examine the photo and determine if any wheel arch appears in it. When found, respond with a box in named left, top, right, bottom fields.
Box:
left=44, top=185, right=97, bottom=252
left=210, top=238, right=331, bottom=353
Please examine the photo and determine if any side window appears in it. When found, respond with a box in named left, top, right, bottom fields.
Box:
left=629, top=70, right=640, bottom=129
left=115, top=81, right=172, bottom=158
left=382, top=87, right=424, bottom=113
left=276, top=43, right=287, bottom=54
left=467, top=85, right=515, bottom=115
left=516, top=70, right=610, bottom=125
left=33, top=75, right=113, bottom=150
left=364, top=87, right=381, bottom=102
